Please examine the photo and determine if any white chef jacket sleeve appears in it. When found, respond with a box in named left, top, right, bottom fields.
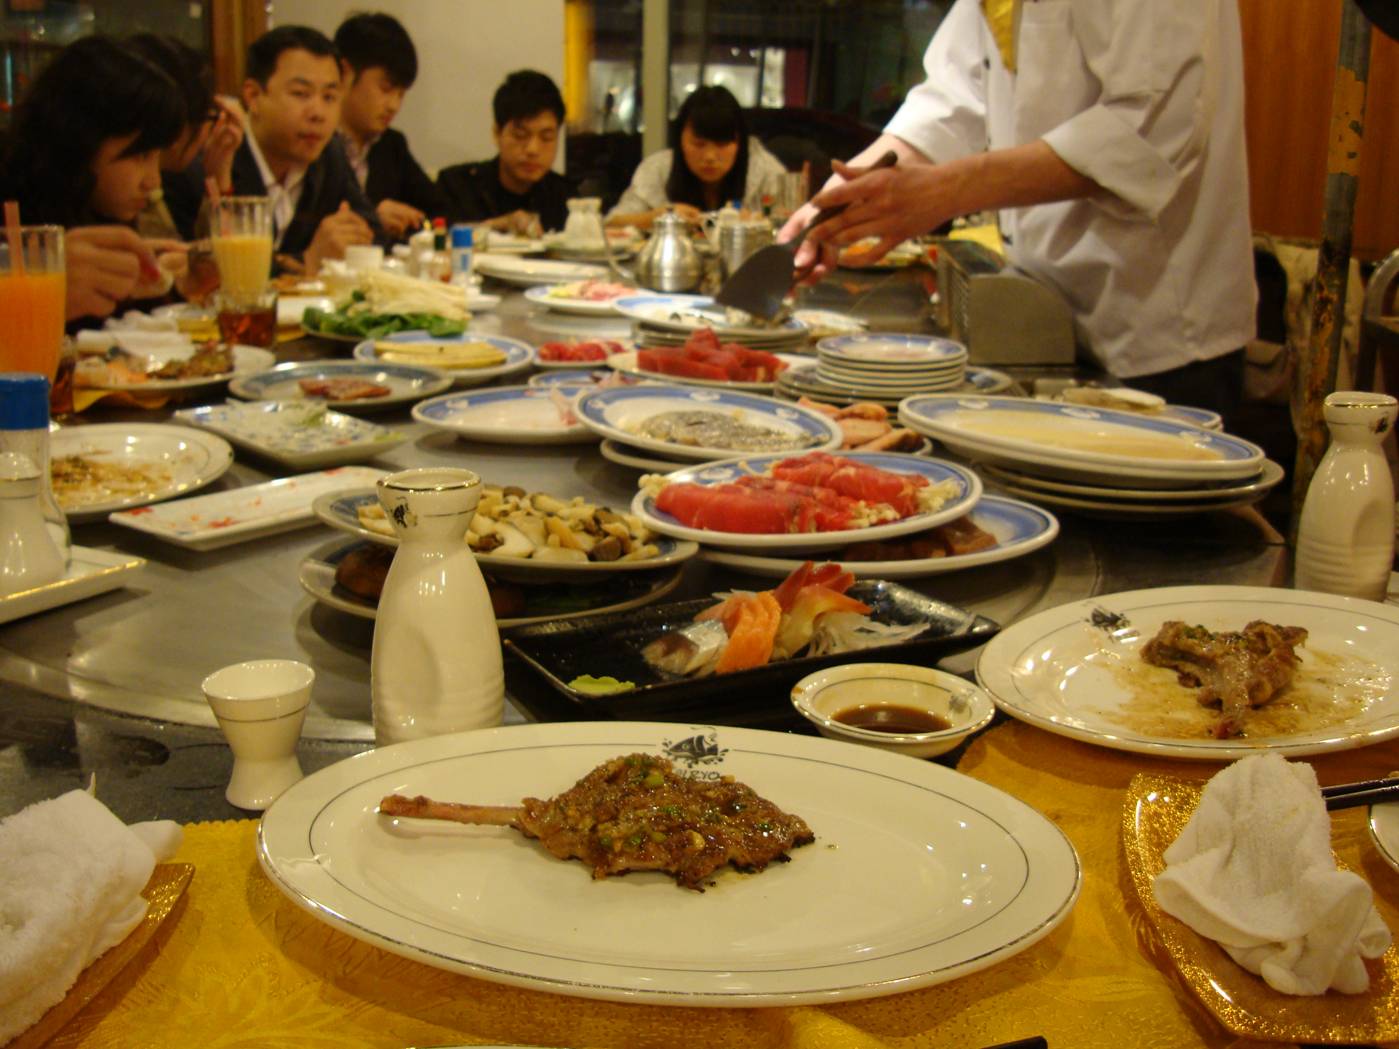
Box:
left=1041, top=0, right=1222, bottom=221
left=883, top=0, right=989, bottom=165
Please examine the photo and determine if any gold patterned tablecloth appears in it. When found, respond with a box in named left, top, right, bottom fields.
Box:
left=44, top=723, right=1399, bottom=1049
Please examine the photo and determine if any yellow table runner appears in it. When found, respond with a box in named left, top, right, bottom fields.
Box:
left=46, top=724, right=1399, bottom=1049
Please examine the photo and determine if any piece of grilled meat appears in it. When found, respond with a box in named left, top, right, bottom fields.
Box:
left=379, top=753, right=814, bottom=890
left=1140, top=620, right=1308, bottom=738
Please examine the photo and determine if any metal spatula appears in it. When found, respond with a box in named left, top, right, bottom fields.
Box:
left=714, top=150, right=899, bottom=321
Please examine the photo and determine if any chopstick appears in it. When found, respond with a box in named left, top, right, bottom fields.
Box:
left=4, top=199, right=24, bottom=275
left=974, top=1039, right=1047, bottom=1049
left=1322, top=776, right=1399, bottom=811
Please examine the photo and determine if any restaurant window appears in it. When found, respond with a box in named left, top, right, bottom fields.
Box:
left=1, top=0, right=211, bottom=121
left=567, top=0, right=950, bottom=204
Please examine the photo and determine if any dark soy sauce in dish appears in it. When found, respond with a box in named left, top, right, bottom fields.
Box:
left=833, top=704, right=951, bottom=734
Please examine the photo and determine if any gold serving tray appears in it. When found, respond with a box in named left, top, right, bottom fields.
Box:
left=10, top=862, right=193, bottom=1049
left=1123, top=775, right=1398, bottom=1043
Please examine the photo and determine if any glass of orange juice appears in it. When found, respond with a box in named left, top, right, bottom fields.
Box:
left=0, top=225, right=66, bottom=386
left=211, top=196, right=273, bottom=301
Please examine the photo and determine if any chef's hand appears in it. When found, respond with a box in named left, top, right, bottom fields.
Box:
left=64, top=226, right=160, bottom=320
left=377, top=199, right=425, bottom=240
left=305, top=202, right=374, bottom=276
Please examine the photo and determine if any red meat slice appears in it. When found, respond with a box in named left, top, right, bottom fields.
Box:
left=298, top=377, right=391, bottom=400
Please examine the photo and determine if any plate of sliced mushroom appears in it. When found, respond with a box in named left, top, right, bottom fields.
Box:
left=312, top=485, right=700, bottom=581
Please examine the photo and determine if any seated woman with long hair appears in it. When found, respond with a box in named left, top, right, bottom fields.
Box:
left=607, top=85, right=787, bottom=229
left=0, top=36, right=193, bottom=317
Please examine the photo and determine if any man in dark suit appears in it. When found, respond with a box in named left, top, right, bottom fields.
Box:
left=335, top=12, right=448, bottom=240
left=166, top=25, right=379, bottom=275
left=436, top=70, right=574, bottom=234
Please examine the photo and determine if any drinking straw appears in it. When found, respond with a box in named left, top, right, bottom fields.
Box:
left=205, top=177, right=227, bottom=237
left=4, top=200, right=24, bottom=276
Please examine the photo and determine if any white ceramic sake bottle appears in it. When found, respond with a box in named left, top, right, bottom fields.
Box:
left=369, top=467, right=504, bottom=746
left=1294, top=391, right=1398, bottom=602
left=0, top=451, right=65, bottom=597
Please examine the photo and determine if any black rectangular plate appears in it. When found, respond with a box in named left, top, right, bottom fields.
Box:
left=504, top=579, right=998, bottom=722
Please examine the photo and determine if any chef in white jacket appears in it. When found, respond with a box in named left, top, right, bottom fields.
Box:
left=785, top=0, right=1256, bottom=416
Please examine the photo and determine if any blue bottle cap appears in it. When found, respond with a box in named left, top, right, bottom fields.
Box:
left=0, top=373, right=51, bottom=430
left=450, top=224, right=474, bottom=248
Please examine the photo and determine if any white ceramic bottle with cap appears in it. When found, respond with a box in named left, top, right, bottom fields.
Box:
left=1295, top=391, right=1397, bottom=601
left=0, top=450, right=65, bottom=596
left=369, top=467, right=504, bottom=746
left=0, top=372, right=70, bottom=566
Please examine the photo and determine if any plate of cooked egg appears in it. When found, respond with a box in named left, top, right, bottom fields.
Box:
left=353, top=332, right=533, bottom=387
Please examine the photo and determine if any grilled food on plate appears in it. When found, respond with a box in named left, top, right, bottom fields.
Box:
left=379, top=752, right=813, bottom=891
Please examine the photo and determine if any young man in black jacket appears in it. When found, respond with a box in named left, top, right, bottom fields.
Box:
left=165, top=25, right=380, bottom=275
left=335, top=12, right=448, bottom=239
left=436, top=70, right=574, bottom=235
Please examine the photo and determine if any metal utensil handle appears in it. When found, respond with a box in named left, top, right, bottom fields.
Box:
left=792, top=149, right=900, bottom=248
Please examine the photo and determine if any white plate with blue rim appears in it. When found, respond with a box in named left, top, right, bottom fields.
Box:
left=630, top=451, right=982, bottom=551
left=473, top=253, right=605, bottom=286
left=257, top=721, right=1080, bottom=1005
left=523, top=282, right=634, bottom=316
left=310, top=487, right=700, bottom=580
left=528, top=368, right=616, bottom=389
left=898, top=394, right=1266, bottom=487
left=353, top=332, right=534, bottom=387
left=701, top=496, right=1058, bottom=579
left=173, top=401, right=406, bottom=471
left=229, top=359, right=452, bottom=411
left=816, top=333, right=967, bottom=368
left=574, top=385, right=843, bottom=462
left=412, top=385, right=598, bottom=445
left=612, top=293, right=808, bottom=340
left=975, top=585, right=1399, bottom=760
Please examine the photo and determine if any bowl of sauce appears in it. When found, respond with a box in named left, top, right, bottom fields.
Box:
left=790, top=662, right=995, bottom=758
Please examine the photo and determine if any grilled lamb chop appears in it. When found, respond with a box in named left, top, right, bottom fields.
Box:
left=1140, top=620, right=1309, bottom=738
left=379, top=753, right=813, bottom=890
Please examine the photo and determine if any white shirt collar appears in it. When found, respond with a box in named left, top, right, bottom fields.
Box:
left=245, top=131, right=307, bottom=246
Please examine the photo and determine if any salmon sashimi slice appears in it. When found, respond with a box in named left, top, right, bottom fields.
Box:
left=772, top=585, right=872, bottom=660
left=714, top=591, right=782, bottom=674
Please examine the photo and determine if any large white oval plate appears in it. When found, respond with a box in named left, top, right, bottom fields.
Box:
left=523, top=283, right=630, bottom=316
left=50, top=422, right=234, bottom=520
left=76, top=344, right=274, bottom=392
left=605, top=350, right=808, bottom=392
left=229, top=358, right=451, bottom=411
left=613, top=293, right=808, bottom=339
left=473, top=253, right=607, bottom=286
left=412, top=385, right=597, bottom=445
left=257, top=721, right=1080, bottom=1005
left=630, top=451, right=982, bottom=551
left=353, top=332, right=533, bottom=387
left=574, top=384, right=842, bottom=461
left=310, top=488, right=700, bottom=580
left=899, top=395, right=1265, bottom=486
left=702, top=496, right=1058, bottom=578
left=976, top=585, right=1399, bottom=760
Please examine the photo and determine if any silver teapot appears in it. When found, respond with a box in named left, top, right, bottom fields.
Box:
left=612, top=209, right=702, bottom=292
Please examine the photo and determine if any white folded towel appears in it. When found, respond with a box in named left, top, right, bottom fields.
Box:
left=1154, top=752, right=1391, bottom=996
left=0, top=790, right=182, bottom=1043
left=103, top=310, right=179, bottom=334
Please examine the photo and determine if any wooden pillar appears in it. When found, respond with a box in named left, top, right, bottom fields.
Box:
left=210, top=0, right=268, bottom=97
left=1291, top=0, right=1373, bottom=532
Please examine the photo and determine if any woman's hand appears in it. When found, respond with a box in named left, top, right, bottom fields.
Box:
left=202, top=96, right=245, bottom=193
left=63, top=226, right=159, bottom=320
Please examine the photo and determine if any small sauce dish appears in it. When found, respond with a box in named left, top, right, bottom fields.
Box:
left=791, top=662, right=995, bottom=758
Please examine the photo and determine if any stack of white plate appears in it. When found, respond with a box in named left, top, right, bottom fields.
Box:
left=613, top=293, right=809, bottom=351
left=815, top=334, right=967, bottom=397
left=775, top=362, right=1012, bottom=409
left=898, top=394, right=1284, bottom=519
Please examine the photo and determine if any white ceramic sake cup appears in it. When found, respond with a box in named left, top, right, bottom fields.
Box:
left=201, top=659, right=314, bottom=810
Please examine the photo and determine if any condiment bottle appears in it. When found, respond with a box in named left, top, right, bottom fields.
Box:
left=449, top=224, right=474, bottom=283
left=0, top=450, right=65, bottom=596
left=369, top=467, right=504, bottom=746
left=1294, top=391, right=1397, bottom=601
left=0, top=372, right=70, bottom=567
